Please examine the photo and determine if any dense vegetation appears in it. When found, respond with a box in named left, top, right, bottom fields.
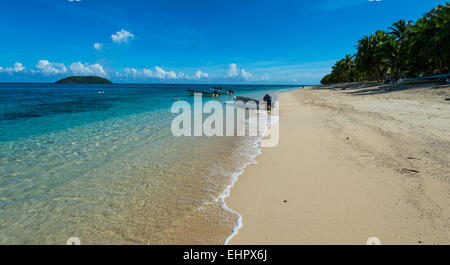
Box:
left=321, top=3, right=449, bottom=85
left=55, top=76, right=113, bottom=84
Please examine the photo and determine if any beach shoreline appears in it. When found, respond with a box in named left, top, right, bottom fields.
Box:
left=225, top=83, right=450, bottom=245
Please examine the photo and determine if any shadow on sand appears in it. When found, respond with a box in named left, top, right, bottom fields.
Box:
left=314, top=82, right=450, bottom=96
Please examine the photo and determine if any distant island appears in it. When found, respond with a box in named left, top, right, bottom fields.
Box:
left=55, top=76, right=113, bottom=84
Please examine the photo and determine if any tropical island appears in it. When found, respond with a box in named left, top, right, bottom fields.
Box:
left=55, top=76, right=113, bottom=84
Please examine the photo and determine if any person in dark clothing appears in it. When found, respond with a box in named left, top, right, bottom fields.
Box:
left=263, top=94, right=272, bottom=110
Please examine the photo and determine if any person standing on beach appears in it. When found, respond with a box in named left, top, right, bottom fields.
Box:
left=263, top=94, right=272, bottom=111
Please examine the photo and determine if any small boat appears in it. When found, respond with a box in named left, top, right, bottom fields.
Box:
left=187, top=89, right=209, bottom=94
left=233, top=96, right=271, bottom=110
left=187, top=89, right=219, bottom=97
left=398, top=73, right=450, bottom=84
left=233, top=96, right=262, bottom=106
left=210, top=87, right=233, bottom=95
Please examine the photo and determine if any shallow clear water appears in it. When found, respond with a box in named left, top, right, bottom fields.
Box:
left=0, top=83, right=299, bottom=244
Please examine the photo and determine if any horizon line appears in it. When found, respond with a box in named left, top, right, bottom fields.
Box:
left=0, top=82, right=314, bottom=86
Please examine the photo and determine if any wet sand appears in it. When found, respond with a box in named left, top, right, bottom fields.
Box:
left=226, top=83, right=450, bottom=245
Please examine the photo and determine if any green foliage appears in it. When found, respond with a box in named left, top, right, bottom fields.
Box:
left=321, top=3, right=449, bottom=85
left=55, top=76, right=113, bottom=84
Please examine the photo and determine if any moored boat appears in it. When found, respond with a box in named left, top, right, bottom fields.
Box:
left=233, top=96, right=272, bottom=110
left=233, top=96, right=261, bottom=104
left=187, top=89, right=219, bottom=97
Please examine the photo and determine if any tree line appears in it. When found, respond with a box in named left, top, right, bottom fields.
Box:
left=321, top=3, right=449, bottom=85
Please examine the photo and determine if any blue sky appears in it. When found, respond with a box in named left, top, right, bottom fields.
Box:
left=0, top=0, right=445, bottom=84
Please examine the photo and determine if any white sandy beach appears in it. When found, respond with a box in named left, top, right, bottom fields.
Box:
left=226, top=83, right=450, bottom=245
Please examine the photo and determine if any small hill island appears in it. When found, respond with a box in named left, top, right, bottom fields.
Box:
left=55, top=76, right=113, bottom=84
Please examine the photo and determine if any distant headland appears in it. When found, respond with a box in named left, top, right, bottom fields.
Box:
left=55, top=76, right=113, bottom=84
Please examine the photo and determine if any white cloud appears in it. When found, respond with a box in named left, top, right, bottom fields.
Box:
left=13, top=62, right=25, bottom=72
left=111, top=29, right=135, bottom=44
left=36, top=60, right=67, bottom=75
left=93, top=43, right=103, bottom=51
left=117, top=66, right=212, bottom=81
left=225, top=63, right=253, bottom=81
left=121, top=67, right=153, bottom=78
left=118, top=66, right=182, bottom=80
left=194, top=70, right=208, bottom=80
left=240, top=69, right=252, bottom=80
left=154, top=66, right=177, bottom=79
left=0, top=62, right=26, bottom=73
left=153, top=66, right=167, bottom=78
left=225, top=63, right=239, bottom=78
left=1, top=61, right=110, bottom=78
left=167, top=71, right=177, bottom=79
left=177, top=72, right=186, bottom=79
left=141, top=68, right=153, bottom=78
left=123, top=67, right=138, bottom=78
left=69, top=62, right=107, bottom=76
left=1, top=60, right=279, bottom=83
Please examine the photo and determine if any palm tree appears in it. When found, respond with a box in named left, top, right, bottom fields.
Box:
left=389, top=19, right=413, bottom=78
left=428, top=4, right=450, bottom=73
left=320, top=2, right=449, bottom=85
left=355, top=35, right=378, bottom=81
left=408, top=4, right=449, bottom=75
left=389, top=19, right=412, bottom=40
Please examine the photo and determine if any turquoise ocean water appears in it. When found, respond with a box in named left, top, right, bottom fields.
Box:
left=0, top=83, right=299, bottom=244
